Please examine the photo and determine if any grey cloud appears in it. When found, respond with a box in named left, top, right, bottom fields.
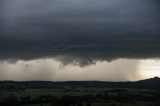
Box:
left=0, top=0, right=160, bottom=66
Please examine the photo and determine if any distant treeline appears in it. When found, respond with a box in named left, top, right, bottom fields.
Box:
left=0, top=77, right=160, bottom=90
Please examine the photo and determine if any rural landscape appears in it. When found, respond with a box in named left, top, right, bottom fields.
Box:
left=0, top=77, right=160, bottom=106
left=1, top=0, right=160, bottom=106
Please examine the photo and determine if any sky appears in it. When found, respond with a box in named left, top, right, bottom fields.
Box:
left=0, top=0, right=160, bottom=81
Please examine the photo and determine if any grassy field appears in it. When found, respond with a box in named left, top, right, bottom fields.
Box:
left=0, top=88, right=159, bottom=106
left=0, top=89, right=98, bottom=99
left=19, top=102, right=157, bottom=106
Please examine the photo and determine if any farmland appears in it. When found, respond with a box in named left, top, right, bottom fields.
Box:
left=0, top=88, right=160, bottom=106
left=0, top=78, right=160, bottom=106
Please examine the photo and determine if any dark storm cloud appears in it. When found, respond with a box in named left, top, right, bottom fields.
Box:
left=0, top=0, right=160, bottom=65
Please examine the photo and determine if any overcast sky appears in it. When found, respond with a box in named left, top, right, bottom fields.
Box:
left=0, top=0, right=160, bottom=81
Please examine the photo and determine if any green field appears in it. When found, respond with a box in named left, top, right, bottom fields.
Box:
left=0, top=89, right=160, bottom=106
left=0, top=89, right=98, bottom=99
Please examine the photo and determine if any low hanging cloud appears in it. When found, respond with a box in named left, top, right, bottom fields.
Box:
left=0, top=58, right=141, bottom=81
left=0, top=0, right=160, bottom=66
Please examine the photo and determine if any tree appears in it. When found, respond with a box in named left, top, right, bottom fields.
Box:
left=4, top=94, right=19, bottom=106
left=86, top=102, right=91, bottom=106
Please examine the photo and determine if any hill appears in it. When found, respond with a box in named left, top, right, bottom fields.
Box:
left=0, top=77, right=160, bottom=90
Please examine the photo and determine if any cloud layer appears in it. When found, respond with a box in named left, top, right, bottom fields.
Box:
left=0, top=0, right=160, bottom=65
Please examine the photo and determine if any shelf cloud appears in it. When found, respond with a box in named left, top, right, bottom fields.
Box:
left=0, top=0, right=160, bottom=65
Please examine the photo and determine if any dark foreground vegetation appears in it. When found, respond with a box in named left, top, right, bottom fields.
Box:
left=0, top=77, right=160, bottom=106
left=0, top=88, right=160, bottom=106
